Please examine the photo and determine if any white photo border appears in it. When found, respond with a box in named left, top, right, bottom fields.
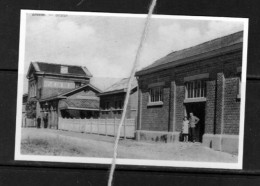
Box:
left=15, top=9, right=249, bottom=170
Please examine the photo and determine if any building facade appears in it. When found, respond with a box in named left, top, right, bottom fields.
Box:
left=135, top=31, right=243, bottom=154
left=26, top=62, right=94, bottom=128
left=99, top=78, right=138, bottom=119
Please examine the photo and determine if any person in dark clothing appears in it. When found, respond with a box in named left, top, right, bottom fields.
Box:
left=37, top=116, right=41, bottom=128
left=43, top=115, right=48, bottom=128
left=189, top=112, right=200, bottom=142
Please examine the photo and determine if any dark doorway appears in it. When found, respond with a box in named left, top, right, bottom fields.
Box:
left=185, top=102, right=206, bottom=142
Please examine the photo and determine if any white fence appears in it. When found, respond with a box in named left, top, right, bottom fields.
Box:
left=22, top=118, right=36, bottom=128
left=58, top=117, right=136, bottom=138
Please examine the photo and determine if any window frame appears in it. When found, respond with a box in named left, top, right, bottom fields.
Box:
left=75, top=82, right=82, bottom=88
left=184, top=74, right=209, bottom=103
left=148, top=86, right=163, bottom=106
left=105, top=101, right=110, bottom=110
left=185, top=79, right=207, bottom=99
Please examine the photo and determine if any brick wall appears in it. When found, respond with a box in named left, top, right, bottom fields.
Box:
left=175, top=85, right=185, bottom=132
left=205, top=80, right=216, bottom=134
left=169, top=81, right=176, bottom=132
left=224, top=77, right=240, bottom=134
left=137, top=51, right=242, bottom=136
left=140, top=88, right=170, bottom=131
left=138, top=70, right=171, bottom=131
left=215, top=73, right=225, bottom=134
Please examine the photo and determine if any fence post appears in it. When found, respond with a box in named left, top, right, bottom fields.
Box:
left=84, top=118, right=87, bottom=133
left=105, top=118, right=107, bottom=136
left=73, top=119, right=75, bottom=131
left=90, top=118, right=92, bottom=134
left=97, top=118, right=99, bottom=135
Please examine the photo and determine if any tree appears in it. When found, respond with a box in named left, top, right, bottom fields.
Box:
left=25, top=100, right=36, bottom=119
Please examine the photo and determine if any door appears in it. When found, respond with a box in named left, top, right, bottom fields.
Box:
left=185, top=102, right=205, bottom=142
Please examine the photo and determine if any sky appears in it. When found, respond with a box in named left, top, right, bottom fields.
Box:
left=22, top=11, right=245, bottom=92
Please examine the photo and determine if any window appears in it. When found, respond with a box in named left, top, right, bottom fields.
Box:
left=75, top=82, right=82, bottom=88
left=118, top=100, right=123, bottom=109
left=105, top=102, right=110, bottom=110
left=115, top=101, right=118, bottom=109
left=185, top=80, right=206, bottom=99
left=149, top=87, right=163, bottom=103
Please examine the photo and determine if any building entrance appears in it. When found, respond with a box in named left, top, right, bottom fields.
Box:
left=184, top=102, right=205, bottom=142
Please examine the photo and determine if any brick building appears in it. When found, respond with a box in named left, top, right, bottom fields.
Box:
left=99, top=78, right=138, bottom=119
left=26, top=62, right=98, bottom=128
left=135, top=31, right=243, bottom=153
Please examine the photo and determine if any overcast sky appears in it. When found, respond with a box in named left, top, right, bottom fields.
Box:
left=22, top=12, right=244, bottom=92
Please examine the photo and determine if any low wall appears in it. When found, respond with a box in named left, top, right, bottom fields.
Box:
left=136, top=130, right=180, bottom=143
left=202, top=134, right=239, bottom=154
left=58, top=117, right=136, bottom=138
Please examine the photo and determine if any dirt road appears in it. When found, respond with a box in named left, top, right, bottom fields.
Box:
left=21, top=128, right=238, bottom=163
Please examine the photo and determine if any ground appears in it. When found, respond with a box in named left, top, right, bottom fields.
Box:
left=21, top=128, right=237, bottom=163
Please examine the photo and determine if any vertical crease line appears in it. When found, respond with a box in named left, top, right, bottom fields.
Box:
left=107, top=0, right=157, bottom=186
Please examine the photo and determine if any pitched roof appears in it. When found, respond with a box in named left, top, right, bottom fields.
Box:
left=39, top=83, right=102, bottom=102
left=90, top=77, right=123, bottom=92
left=136, top=31, right=243, bottom=76
left=60, top=83, right=102, bottom=97
left=27, top=62, right=92, bottom=78
left=99, top=78, right=138, bottom=96
left=59, top=99, right=99, bottom=110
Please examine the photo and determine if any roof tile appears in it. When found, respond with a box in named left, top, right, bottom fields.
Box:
left=138, top=31, right=243, bottom=73
left=34, top=62, right=92, bottom=77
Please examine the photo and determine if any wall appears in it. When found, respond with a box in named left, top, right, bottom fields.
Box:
left=40, top=76, right=89, bottom=99
left=99, top=90, right=138, bottom=119
left=99, top=93, right=125, bottom=119
left=137, top=51, right=242, bottom=136
left=59, top=117, right=136, bottom=138
left=138, top=70, right=171, bottom=131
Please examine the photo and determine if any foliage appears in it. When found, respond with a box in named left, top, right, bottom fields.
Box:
left=26, top=100, right=36, bottom=119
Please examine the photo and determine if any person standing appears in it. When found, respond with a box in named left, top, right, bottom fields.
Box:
left=37, top=116, right=41, bottom=128
left=189, top=112, right=200, bottom=143
left=43, top=115, right=48, bottom=128
left=182, top=116, right=189, bottom=142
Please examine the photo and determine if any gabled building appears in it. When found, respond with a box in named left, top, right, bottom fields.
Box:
left=26, top=62, right=95, bottom=128
left=98, top=78, right=138, bottom=119
left=27, top=62, right=92, bottom=100
left=135, top=31, right=243, bottom=154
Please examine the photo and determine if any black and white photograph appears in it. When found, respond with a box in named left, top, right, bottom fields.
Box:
left=15, top=10, right=248, bottom=169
